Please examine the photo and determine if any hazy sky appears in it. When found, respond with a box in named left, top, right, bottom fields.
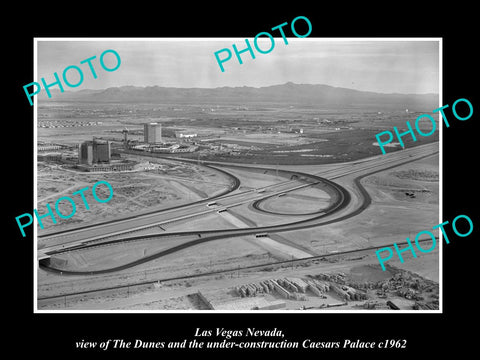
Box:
left=36, top=38, right=440, bottom=94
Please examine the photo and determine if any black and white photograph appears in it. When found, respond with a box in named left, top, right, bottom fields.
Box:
left=8, top=6, right=478, bottom=356
left=33, top=38, right=441, bottom=313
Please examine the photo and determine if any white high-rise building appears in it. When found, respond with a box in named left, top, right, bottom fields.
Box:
left=144, top=122, right=162, bottom=144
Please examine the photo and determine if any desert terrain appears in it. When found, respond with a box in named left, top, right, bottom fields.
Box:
left=36, top=85, right=439, bottom=311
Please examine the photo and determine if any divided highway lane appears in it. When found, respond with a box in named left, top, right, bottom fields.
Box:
left=39, top=179, right=326, bottom=255
left=40, top=145, right=438, bottom=275
left=38, top=166, right=304, bottom=246
left=38, top=169, right=333, bottom=255
left=40, top=174, right=349, bottom=274
left=38, top=143, right=438, bottom=259
left=37, top=164, right=241, bottom=239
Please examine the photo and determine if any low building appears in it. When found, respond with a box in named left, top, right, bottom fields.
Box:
left=37, top=153, right=62, bottom=162
left=150, top=144, right=198, bottom=153
left=197, top=290, right=286, bottom=310
left=176, top=132, right=197, bottom=139
left=77, top=161, right=135, bottom=172
left=38, top=144, right=62, bottom=152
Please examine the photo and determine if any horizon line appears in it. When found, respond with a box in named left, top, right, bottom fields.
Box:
left=56, top=82, right=439, bottom=97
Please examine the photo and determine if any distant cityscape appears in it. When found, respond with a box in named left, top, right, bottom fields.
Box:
left=38, top=121, right=200, bottom=172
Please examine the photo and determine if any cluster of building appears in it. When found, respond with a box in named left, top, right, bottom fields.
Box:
left=307, top=273, right=367, bottom=301
left=195, top=268, right=439, bottom=310
left=372, top=269, right=438, bottom=307
left=196, top=273, right=371, bottom=310
left=37, top=143, right=77, bottom=163
left=38, top=120, right=100, bottom=128
left=75, top=122, right=164, bottom=171
left=341, top=266, right=439, bottom=310
left=37, top=153, right=63, bottom=162
left=77, top=162, right=135, bottom=172
left=38, top=143, right=64, bottom=152
left=176, top=132, right=197, bottom=139
left=234, top=276, right=367, bottom=303
left=77, top=138, right=135, bottom=172
left=235, top=278, right=308, bottom=300
left=38, top=121, right=199, bottom=171
left=128, top=122, right=198, bottom=153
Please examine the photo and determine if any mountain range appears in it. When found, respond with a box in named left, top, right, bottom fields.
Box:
left=38, top=82, right=438, bottom=110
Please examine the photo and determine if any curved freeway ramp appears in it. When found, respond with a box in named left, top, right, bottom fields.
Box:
left=39, top=145, right=438, bottom=275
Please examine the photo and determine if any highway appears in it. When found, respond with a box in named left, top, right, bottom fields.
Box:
left=37, top=164, right=241, bottom=239
left=39, top=142, right=439, bottom=274
left=38, top=170, right=345, bottom=255
left=38, top=169, right=335, bottom=249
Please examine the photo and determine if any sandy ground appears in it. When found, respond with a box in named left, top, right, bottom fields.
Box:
left=36, top=161, right=233, bottom=235
left=254, top=237, right=313, bottom=259
left=258, top=186, right=331, bottom=214
left=218, top=167, right=286, bottom=189
left=38, top=233, right=271, bottom=299
left=214, top=133, right=317, bottom=146
left=38, top=149, right=439, bottom=311
left=272, top=154, right=439, bottom=256
left=39, top=246, right=439, bottom=310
